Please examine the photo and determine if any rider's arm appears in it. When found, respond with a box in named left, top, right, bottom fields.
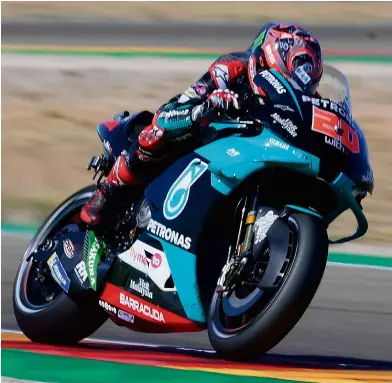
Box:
left=154, top=53, right=248, bottom=136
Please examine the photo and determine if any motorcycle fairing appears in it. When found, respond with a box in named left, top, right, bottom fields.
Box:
left=138, top=152, right=231, bottom=323
left=196, top=127, right=368, bottom=243
left=99, top=228, right=205, bottom=331
left=130, top=135, right=320, bottom=325
left=99, top=65, right=370, bottom=329
left=99, top=282, right=201, bottom=333
left=196, top=128, right=320, bottom=195
left=143, top=152, right=226, bottom=255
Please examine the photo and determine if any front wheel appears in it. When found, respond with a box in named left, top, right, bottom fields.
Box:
left=207, top=212, right=328, bottom=361
left=13, top=185, right=108, bottom=345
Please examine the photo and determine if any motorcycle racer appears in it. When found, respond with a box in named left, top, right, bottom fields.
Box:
left=80, top=22, right=324, bottom=233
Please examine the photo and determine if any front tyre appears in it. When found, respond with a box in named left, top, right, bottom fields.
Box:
left=207, top=213, right=328, bottom=361
left=13, top=185, right=108, bottom=345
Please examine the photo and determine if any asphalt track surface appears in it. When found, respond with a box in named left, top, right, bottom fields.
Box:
left=2, top=21, right=392, bottom=51
left=2, top=233, right=392, bottom=363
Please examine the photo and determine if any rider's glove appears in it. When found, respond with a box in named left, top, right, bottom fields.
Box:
left=206, top=89, right=241, bottom=112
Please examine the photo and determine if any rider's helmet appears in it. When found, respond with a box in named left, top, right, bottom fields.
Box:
left=248, top=23, right=323, bottom=95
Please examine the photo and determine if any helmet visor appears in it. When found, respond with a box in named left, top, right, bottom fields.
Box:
left=290, top=54, right=321, bottom=95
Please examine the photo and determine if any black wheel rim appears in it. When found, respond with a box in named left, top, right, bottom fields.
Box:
left=212, top=216, right=299, bottom=336
left=22, top=260, right=64, bottom=309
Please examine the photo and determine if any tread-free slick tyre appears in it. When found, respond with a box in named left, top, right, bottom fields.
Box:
left=207, top=213, right=328, bottom=361
left=13, top=185, right=108, bottom=345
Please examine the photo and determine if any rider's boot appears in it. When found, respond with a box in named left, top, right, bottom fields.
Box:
left=80, top=153, right=141, bottom=232
left=80, top=114, right=168, bottom=234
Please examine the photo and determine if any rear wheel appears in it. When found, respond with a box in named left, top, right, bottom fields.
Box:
left=13, top=185, right=108, bottom=345
left=207, top=212, right=328, bottom=361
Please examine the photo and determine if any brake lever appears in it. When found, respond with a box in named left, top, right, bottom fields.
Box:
left=87, top=155, right=111, bottom=184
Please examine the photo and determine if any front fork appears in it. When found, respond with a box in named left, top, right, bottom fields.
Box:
left=216, top=186, right=260, bottom=293
left=239, top=185, right=260, bottom=258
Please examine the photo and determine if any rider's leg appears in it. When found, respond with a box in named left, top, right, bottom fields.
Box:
left=80, top=109, right=201, bottom=230
left=80, top=151, right=142, bottom=228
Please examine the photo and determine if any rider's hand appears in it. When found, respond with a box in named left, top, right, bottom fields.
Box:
left=206, top=89, right=241, bottom=112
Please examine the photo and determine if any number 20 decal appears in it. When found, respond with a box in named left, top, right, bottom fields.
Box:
left=311, top=106, right=360, bottom=153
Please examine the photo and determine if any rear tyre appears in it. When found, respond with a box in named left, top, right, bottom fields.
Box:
left=207, top=213, right=328, bottom=361
left=13, top=185, right=108, bottom=345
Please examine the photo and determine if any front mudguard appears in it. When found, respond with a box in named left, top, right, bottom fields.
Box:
left=251, top=206, right=326, bottom=290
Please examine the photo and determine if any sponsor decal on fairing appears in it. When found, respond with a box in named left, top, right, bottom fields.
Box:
left=100, top=283, right=200, bottom=331
left=118, top=240, right=176, bottom=292
left=74, top=260, right=88, bottom=284
left=311, top=105, right=359, bottom=153
left=120, top=292, right=165, bottom=323
left=86, top=236, right=101, bottom=289
left=118, top=309, right=135, bottom=323
left=227, top=148, right=240, bottom=157
left=274, top=104, right=295, bottom=113
left=147, top=219, right=192, bottom=250
left=324, top=136, right=346, bottom=152
left=268, top=137, right=289, bottom=151
left=130, top=278, right=153, bottom=299
left=302, top=95, right=352, bottom=123
left=99, top=299, right=117, bottom=314
left=271, top=113, right=298, bottom=137
left=63, top=239, right=75, bottom=258
left=163, top=158, right=208, bottom=221
left=47, top=253, right=70, bottom=292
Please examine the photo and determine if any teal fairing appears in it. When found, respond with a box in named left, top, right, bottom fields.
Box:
left=196, top=125, right=368, bottom=244
left=195, top=66, right=371, bottom=244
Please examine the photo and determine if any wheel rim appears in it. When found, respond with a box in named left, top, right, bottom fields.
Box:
left=14, top=190, right=93, bottom=314
left=22, top=259, right=63, bottom=309
left=211, top=216, right=299, bottom=337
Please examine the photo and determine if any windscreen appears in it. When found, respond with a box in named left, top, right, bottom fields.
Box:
left=317, top=64, right=352, bottom=119
left=317, top=65, right=373, bottom=194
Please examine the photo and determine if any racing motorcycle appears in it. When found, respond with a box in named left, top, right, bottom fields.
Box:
left=13, top=65, right=374, bottom=361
